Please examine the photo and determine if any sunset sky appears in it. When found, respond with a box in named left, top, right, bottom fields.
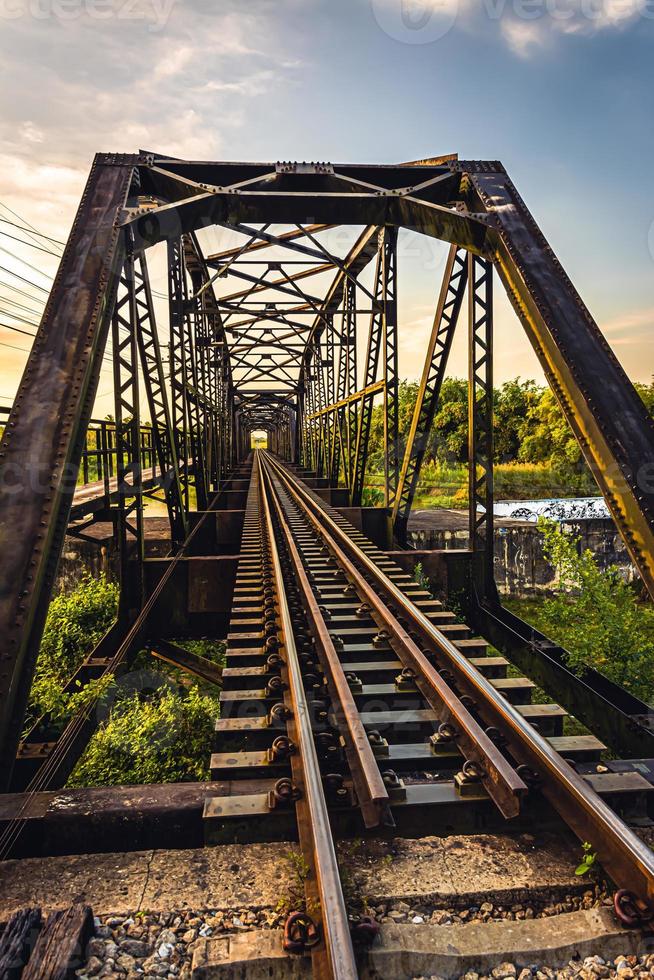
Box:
left=1, top=0, right=653, bottom=413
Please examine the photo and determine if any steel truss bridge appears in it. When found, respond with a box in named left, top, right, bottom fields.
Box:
left=2, top=154, right=654, bottom=973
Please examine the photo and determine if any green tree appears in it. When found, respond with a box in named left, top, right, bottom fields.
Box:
left=537, top=519, right=654, bottom=702
left=27, top=574, right=119, bottom=730
left=518, top=389, right=582, bottom=469
left=431, top=377, right=468, bottom=462
left=68, top=685, right=219, bottom=786
left=493, top=378, right=541, bottom=462
left=634, top=380, right=654, bottom=415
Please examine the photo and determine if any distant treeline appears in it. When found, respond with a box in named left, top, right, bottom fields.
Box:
left=366, top=377, right=654, bottom=473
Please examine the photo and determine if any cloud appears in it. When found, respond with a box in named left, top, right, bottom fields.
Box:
left=0, top=1, right=304, bottom=235
left=498, top=0, right=649, bottom=54
left=501, top=18, right=546, bottom=55
left=601, top=305, right=654, bottom=341
left=369, top=0, right=650, bottom=55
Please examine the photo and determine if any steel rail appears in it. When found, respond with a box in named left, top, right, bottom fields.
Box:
left=260, top=454, right=390, bottom=829
left=256, top=453, right=358, bottom=980
left=261, top=452, right=527, bottom=819
left=263, top=452, right=654, bottom=910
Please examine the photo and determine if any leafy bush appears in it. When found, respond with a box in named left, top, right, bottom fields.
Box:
left=26, top=574, right=119, bottom=731
left=68, top=683, right=219, bottom=786
left=531, top=520, right=654, bottom=703
left=361, top=486, right=384, bottom=506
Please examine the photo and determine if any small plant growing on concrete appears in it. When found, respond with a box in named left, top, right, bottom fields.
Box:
left=275, top=850, right=313, bottom=916
left=413, top=562, right=431, bottom=593
left=575, top=841, right=597, bottom=876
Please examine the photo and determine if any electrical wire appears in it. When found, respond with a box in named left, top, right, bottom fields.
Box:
left=0, top=278, right=48, bottom=301
left=0, top=340, right=30, bottom=354
left=0, top=200, right=62, bottom=254
left=0, top=229, right=62, bottom=258
left=0, top=295, right=43, bottom=315
left=0, top=265, right=49, bottom=292
left=0, top=320, right=39, bottom=337
left=0, top=217, right=65, bottom=248
left=0, top=245, right=55, bottom=282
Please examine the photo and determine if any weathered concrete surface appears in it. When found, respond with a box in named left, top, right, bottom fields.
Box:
left=348, top=833, right=583, bottom=906
left=0, top=781, right=214, bottom=857
left=191, top=910, right=647, bottom=979
left=0, top=833, right=583, bottom=922
left=0, top=844, right=295, bottom=920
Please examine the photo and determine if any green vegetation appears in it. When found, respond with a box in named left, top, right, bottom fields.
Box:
left=25, top=573, right=119, bottom=733
left=413, top=561, right=431, bottom=593
left=362, top=377, right=654, bottom=505
left=68, top=684, right=219, bottom=786
left=67, top=639, right=224, bottom=787
left=367, top=460, right=596, bottom=509
left=505, top=520, right=654, bottom=705
left=26, top=573, right=222, bottom=785
left=576, top=841, right=598, bottom=877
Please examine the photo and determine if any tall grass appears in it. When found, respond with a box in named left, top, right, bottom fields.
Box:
left=366, top=460, right=597, bottom=510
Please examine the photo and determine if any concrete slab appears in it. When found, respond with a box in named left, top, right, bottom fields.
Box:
left=0, top=832, right=589, bottom=923
left=347, top=833, right=582, bottom=906
left=0, top=844, right=297, bottom=920
left=191, top=910, right=648, bottom=979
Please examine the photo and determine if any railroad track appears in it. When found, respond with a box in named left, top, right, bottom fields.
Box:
left=204, top=450, right=654, bottom=978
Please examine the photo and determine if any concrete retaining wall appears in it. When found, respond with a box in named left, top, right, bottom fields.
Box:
left=408, top=518, right=636, bottom=596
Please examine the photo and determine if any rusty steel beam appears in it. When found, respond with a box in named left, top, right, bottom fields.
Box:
left=0, top=153, right=137, bottom=788
left=467, top=165, right=654, bottom=599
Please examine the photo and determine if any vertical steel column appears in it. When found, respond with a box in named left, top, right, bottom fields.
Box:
left=315, top=340, right=327, bottom=478
left=382, top=227, right=399, bottom=508
left=344, top=276, right=358, bottom=491
left=133, top=252, right=188, bottom=546
left=468, top=254, right=494, bottom=583
left=392, top=246, right=468, bottom=543
left=305, top=345, right=318, bottom=470
left=333, top=300, right=347, bottom=488
left=351, top=232, right=386, bottom=506
left=112, top=253, right=144, bottom=613
left=169, top=236, right=207, bottom=509
left=168, top=239, right=191, bottom=512
left=295, top=384, right=305, bottom=465
left=192, top=293, right=212, bottom=506
left=185, top=298, right=208, bottom=511
left=323, top=314, right=337, bottom=483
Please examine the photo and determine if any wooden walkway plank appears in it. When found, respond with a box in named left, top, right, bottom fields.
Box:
left=21, top=904, right=92, bottom=980
left=0, top=907, right=42, bottom=980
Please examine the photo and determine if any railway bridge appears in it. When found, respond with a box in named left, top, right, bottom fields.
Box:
left=1, top=154, right=654, bottom=978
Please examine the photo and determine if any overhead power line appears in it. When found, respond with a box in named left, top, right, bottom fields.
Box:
left=0, top=229, right=62, bottom=258
left=0, top=265, right=49, bottom=293
left=0, top=200, right=62, bottom=254
left=0, top=217, right=65, bottom=248
left=0, top=245, right=54, bottom=282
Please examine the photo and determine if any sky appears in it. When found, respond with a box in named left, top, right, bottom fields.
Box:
left=1, top=0, right=653, bottom=411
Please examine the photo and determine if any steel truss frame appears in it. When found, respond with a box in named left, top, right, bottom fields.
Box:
left=392, top=246, right=468, bottom=541
left=2, top=153, right=654, bottom=786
